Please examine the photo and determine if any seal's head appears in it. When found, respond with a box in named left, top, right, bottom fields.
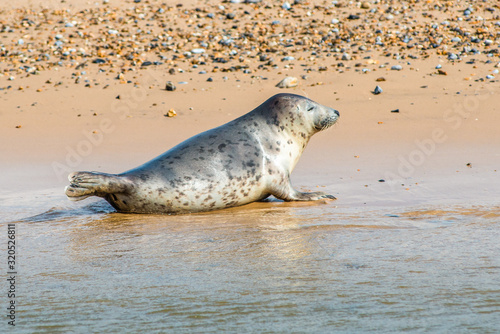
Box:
left=303, top=96, right=340, bottom=132
left=263, top=93, right=339, bottom=136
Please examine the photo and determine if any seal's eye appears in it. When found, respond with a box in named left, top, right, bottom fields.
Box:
left=307, top=106, right=315, bottom=112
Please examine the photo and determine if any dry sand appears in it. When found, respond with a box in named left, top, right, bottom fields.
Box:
left=1, top=0, right=499, bottom=208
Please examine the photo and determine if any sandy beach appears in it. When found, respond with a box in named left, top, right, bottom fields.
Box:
left=2, top=0, right=499, bottom=201
left=1, top=0, right=500, bottom=332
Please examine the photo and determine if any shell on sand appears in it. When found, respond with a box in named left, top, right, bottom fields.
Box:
left=276, top=77, right=298, bottom=88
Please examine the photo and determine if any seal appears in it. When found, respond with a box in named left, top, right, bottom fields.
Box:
left=65, top=93, right=340, bottom=214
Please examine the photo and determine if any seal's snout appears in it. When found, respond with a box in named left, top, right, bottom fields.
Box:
left=334, top=109, right=340, bottom=117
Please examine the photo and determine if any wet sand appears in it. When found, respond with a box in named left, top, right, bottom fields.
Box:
left=1, top=0, right=500, bottom=332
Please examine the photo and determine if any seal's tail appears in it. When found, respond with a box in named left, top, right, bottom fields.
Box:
left=65, top=171, right=133, bottom=201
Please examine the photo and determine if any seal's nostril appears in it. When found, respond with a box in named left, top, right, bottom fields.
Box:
left=334, top=109, right=340, bottom=117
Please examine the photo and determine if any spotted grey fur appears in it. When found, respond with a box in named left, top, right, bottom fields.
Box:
left=65, top=93, right=340, bottom=214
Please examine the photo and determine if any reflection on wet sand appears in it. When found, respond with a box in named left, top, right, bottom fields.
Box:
left=5, top=194, right=500, bottom=333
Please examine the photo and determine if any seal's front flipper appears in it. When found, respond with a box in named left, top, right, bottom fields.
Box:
left=65, top=171, right=134, bottom=201
left=269, top=181, right=336, bottom=202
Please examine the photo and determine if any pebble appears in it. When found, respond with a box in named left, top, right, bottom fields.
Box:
left=165, top=109, right=177, bottom=117
left=276, top=77, right=298, bottom=88
left=191, top=48, right=206, bottom=54
left=373, top=85, right=383, bottom=95
left=341, top=53, right=351, bottom=61
left=391, top=65, right=403, bottom=71
left=165, top=81, right=176, bottom=91
left=282, top=2, right=291, bottom=10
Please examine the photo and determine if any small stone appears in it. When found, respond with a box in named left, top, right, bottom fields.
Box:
left=15, top=125, right=22, bottom=129
left=438, top=69, right=447, bottom=75
left=341, top=53, right=351, bottom=61
left=373, top=85, right=383, bottom=94
left=448, top=53, right=458, bottom=60
left=207, top=77, right=213, bottom=82
left=165, top=81, right=176, bottom=91
left=391, top=109, right=400, bottom=113
left=360, top=2, right=371, bottom=9
left=347, top=14, right=360, bottom=20
left=376, top=77, right=386, bottom=82
left=191, top=48, right=205, bottom=54
left=226, top=13, right=235, bottom=20
left=165, top=109, right=177, bottom=117
left=276, top=76, right=298, bottom=88
left=391, top=65, right=403, bottom=71
left=92, top=58, right=106, bottom=64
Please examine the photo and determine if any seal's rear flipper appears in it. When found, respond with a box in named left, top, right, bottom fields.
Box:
left=65, top=171, right=134, bottom=201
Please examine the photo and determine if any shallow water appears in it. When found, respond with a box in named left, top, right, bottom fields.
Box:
left=1, top=189, right=500, bottom=333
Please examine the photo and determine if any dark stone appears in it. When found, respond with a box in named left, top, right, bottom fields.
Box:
left=165, top=81, right=176, bottom=91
